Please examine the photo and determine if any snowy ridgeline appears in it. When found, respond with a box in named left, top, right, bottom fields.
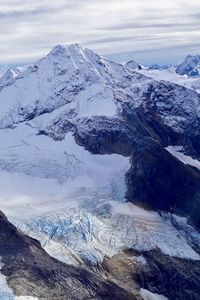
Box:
left=0, top=44, right=129, bottom=129
left=0, top=44, right=199, bottom=135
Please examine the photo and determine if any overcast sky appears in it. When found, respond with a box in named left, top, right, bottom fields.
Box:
left=0, top=0, right=200, bottom=65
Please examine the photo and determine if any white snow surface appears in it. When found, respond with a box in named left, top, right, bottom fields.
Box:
left=140, top=289, right=168, bottom=300
left=0, top=44, right=123, bottom=129
left=166, top=146, right=200, bottom=170
left=0, top=123, right=129, bottom=217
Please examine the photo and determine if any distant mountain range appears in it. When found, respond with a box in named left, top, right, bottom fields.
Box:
left=176, top=55, right=200, bottom=77
left=125, top=54, right=200, bottom=77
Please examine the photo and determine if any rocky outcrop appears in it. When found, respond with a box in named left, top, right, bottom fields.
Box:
left=103, top=249, right=200, bottom=300
left=126, top=142, right=200, bottom=229
left=0, top=210, right=141, bottom=300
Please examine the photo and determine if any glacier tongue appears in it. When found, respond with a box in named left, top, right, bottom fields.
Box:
left=12, top=201, right=200, bottom=267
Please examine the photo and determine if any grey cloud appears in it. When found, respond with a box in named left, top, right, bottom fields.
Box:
left=84, top=35, right=166, bottom=46
left=0, top=8, right=54, bottom=19
left=0, top=0, right=200, bottom=64
left=101, top=22, right=200, bottom=31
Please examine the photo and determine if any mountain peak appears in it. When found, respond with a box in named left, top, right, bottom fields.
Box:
left=48, top=43, right=84, bottom=58
left=176, top=54, right=200, bottom=77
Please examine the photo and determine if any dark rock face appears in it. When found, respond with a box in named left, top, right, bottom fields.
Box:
left=74, top=116, right=144, bottom=156
left=0, top=211, right=140, bottom=300
left=126, top=142, right=200, bottom=229
left=103, top=249, right=200, bottom=300
left=139, top=250, right=200, bottom=300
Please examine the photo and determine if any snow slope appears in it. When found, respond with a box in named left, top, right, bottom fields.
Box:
left=0, top=45, right=121, bottom=129
left=0, top=122, right=129, bottom=218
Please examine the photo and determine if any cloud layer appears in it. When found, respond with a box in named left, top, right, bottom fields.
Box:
left=0, top=0, right=200, bottom=64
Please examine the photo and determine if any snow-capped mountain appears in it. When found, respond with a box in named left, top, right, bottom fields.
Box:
left=176, top=55, right=200, bottom=77
left=0, top=44, right=200, bottom=299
